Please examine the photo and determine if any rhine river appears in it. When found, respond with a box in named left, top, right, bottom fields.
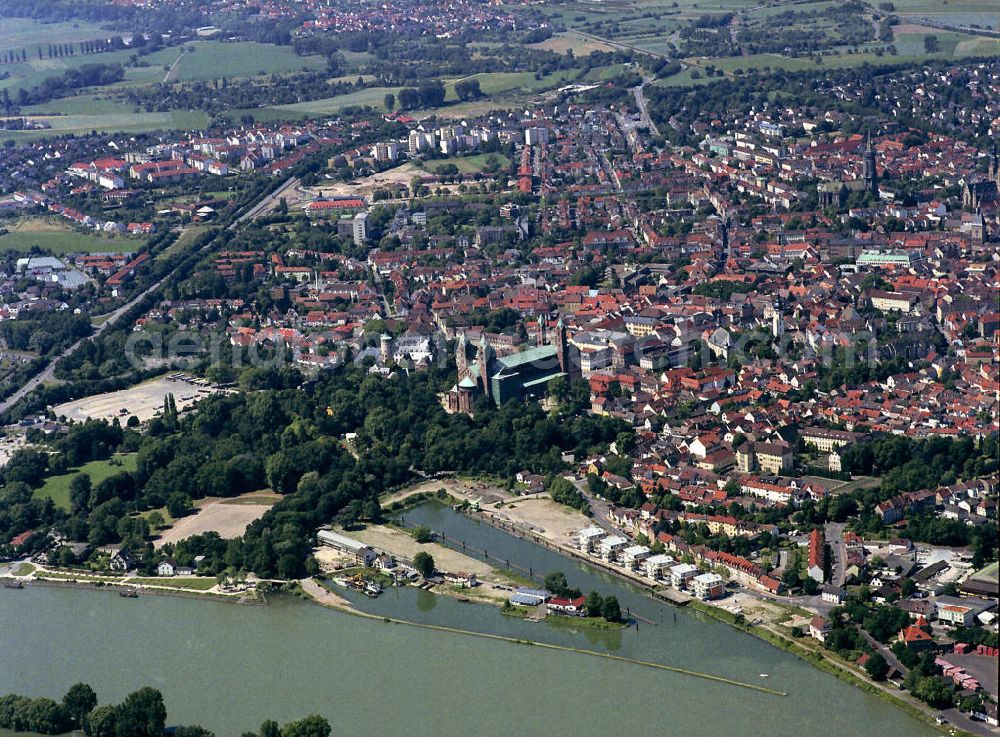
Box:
left=0, top=503, right=937, bottom=737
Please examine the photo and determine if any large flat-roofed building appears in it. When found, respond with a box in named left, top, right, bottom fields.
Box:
left=866, top=289, right=917, bottom=313
left=856, top=249, right=922, bottom=269
left=318, top=529, right=376, bottom=565
left=578, top=526, right=606, bottom=552
left=643, top=553, right=675, bottom=579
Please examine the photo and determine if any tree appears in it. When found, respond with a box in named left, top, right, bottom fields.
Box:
left=62, top=683, right=97, bottom=726
left=547, top=477, right=587, bottom=512
left=398, top=87, right=420, bottom=110
left=258, top=720, right=281, bottom=737
left=84, top=705, right=117, bottom=737
left=601, top=595, right=622, bottom=622
left=545, top=572, right=569, bottom=596
left=383, top=93, right=395, bottom=111
left=114, top=687, right=166, bottom=737
left=70, top=474, right=93, bottom=515
left=166, top=492, right=192, bottom=519
left=281, top=715, right=331, bottom=737
left=864, top=652, right=889, bottom=681
left=913, top=676, right=954, bottom=708
left=411, top=526, right=433, bottom=543
left=417, top=81, right=445, bottom=108
left=454, top=79, right=482, bottom=101
left=584, top=591, right=604, bottom=617
left=174, top=728, right=215, bottom=737
left=413, top=551, right=435, bottom=578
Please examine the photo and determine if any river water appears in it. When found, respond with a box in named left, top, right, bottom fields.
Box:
left=0, top=503, right=935, bottom=737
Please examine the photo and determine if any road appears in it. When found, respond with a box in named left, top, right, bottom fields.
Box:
left=631, top=79, right=660, bottom=137
left=570, top=476, right=617, bottom=533
left=597, top=150, right=622, bottom=193
left=826, top=521, right=848, bottom=588
left=162, top=50, right=185, bottom=84
left=0, top=176, right=296, bottom=416
left=229, top=176, right=299, bottom=230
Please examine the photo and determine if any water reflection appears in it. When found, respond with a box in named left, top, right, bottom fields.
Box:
left=415, top=588, right=437, bottom=613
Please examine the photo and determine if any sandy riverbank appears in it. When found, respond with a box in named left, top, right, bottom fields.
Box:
left=386, top=478, right=591, bottom=547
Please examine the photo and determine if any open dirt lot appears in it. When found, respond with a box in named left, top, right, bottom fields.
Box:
left=383, top=477, right=513, bottom=506
left=154, top=492, right=280, bottom=548
left=945, top=654, right=999, bottom=699
left=341, top=524, right=494, bottom=577
left=315, top=523, right=521, bottom=603
left=300, top=161, right=477, bottom=206
left=52, top=375, right=224, bottom=425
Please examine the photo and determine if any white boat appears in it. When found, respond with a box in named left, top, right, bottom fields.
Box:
left=758, top=673, right=769, bottom=678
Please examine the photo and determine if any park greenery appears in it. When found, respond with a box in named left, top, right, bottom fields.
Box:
left=0, top=363, right=623, bottom=577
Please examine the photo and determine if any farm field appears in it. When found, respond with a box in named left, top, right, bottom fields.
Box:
left=0, top=45, right=136, bottom=95
left=0, top=217, right=137, bottom=254
left=21, top=94, right=137, bottom=117
left=527, top=31, right=618, bottom=55
left=35, top=454, right=139, bottom=511
left=666, top=26, right=1000, bottom=80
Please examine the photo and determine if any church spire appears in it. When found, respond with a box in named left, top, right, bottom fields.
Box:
left=863, top=127, right=878, bottom=194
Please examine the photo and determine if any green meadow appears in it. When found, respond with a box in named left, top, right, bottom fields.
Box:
left=35, top=454, right=139, bottom=511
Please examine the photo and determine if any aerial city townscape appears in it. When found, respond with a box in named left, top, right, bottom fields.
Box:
left=0, top=0, right=997, bottom=735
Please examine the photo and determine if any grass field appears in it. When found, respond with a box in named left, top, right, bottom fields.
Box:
left=0, top=217, right=139, bottom=254
left=139, top=41, right=326, bottom=82
left=242, top=86, right=402, bottom=120
left=4, top=110, right=211, bottom=140
left=35, top=454, right=139, bottom=510
left=0, top=46, right=137, bottom=95
left=0, top=18, right=113, bottom=56
left=129, top=576, right=218, bottom=590
left=433, top=152, right=510, bottom=175
left=22, top=94, right=137, bottom=117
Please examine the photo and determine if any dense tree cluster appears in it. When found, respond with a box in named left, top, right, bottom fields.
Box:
left=14, top=63, right=125, bottom=107
left=0, top=683, right=330, bottom=737
left=840, top=434, right=997, bottom=491
left=1, top=362, right=622, bottom=577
